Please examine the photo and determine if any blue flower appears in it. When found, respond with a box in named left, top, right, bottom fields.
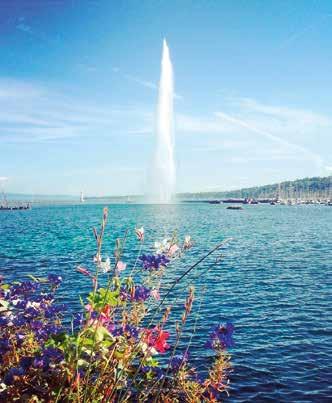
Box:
left=139, top=254, right=170, bottom=271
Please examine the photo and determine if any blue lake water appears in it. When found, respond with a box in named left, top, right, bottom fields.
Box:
left=0, top=203, right=331, bottom=402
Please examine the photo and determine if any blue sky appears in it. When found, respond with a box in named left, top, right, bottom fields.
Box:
left=1, top=0, right=331, bottom=196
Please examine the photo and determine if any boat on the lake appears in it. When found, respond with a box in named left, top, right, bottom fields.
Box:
left=226, top=205, right=243, bottom=210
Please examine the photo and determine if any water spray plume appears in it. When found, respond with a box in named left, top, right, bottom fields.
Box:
left=148, top=39, right=176, bottom=203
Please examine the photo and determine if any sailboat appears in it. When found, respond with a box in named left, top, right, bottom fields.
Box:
left=80, top=192, right=85, bottom=203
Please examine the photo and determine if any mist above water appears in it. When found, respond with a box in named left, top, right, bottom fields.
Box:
left=147, top=39, right=176, bottom=203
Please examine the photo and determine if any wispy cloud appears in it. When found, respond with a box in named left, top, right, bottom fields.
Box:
left=279, top=13, right=332, bottom=49
left=16, top=22, right=33, bottom=34
left=176, top=97, right=330, bottom=169
left=124, top=74, right=157, bottom=90
left=215, top=110, right=324, bottom=167
left=114, top=68, right=183, bottom=100
left=0, top=79, right=152, bottom=143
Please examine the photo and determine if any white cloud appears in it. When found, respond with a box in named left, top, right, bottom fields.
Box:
left=174, top=97, right=330, bottom=169
left=124, top=74, right=157, bottom=90
left=215, top=111, right=318, bottom=156
left=0, top=79, right=153, bottom=143
left=0, top=177, right=8, bottom=182
left=0, top=78, right=44, bottom=99
left=115, top=69, right=183, bottom=100
left=176, top=113, right=233, bottom=133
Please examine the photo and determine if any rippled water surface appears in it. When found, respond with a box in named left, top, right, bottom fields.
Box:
left=1, top=203, right=331, bottom=402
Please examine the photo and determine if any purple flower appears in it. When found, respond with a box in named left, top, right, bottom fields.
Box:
left=47, top=274, right=63, bottom=286
left=120, top=285, right=151, bottom=302
left=73, top=312, right=84, bottom=329
left=30, top=320, right=43, bottom=330
left=16, top=299, right=28, bottom=309
left=42, top=347, right=64, bottom=361
left=0, top=317, right=9, bottom=326
left=44, top=303, right=67, bottom=318
left=13, top=316, right=28, bottom=326
left=33, top=356, right=47, bottom=369
left=0, top=339, right=10, bottom=354
left=38, top=324, right=63, bottom=339
left=170, top=352, right=189, bottom=371
left=10, top=281, right=39, bottom=297
left=139, top=254, right=170, bottom=271
left=4, top=367, right=25, bottom=385
left=20, top=356, right=33, bottom=370
left=25, top=306, right=40, bottom=318
left=113, top=324, right=139, bottom=339
left=206, top=322, right=234, bottom=350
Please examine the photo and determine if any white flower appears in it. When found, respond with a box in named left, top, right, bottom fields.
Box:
left=183, top=235, right=193, bottom=250
left=99, top=256, right=111, bottom=273
left=154, top=238, right=171, bottom=254
left=135, top=227, right=144, bottom=241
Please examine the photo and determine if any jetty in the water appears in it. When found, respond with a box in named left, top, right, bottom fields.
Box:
left=0, top=189, right=31, bottom=211
left=0, top=204, right=31, bottom=211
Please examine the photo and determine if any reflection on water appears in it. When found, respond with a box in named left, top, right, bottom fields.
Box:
left=1, top=203, right=331, bottom=401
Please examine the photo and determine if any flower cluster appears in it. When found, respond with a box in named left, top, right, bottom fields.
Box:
left=206, top=322, right=235, bottom=349
left=0, top=208, right=233, bottom=402
left=144, top=327, right=170, bottom=353
left=139, top=254, right=170, bottom=271
left=120, top=284, right=151, bottom=302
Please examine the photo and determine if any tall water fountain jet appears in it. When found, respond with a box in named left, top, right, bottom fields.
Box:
left=148, top=39, right=176, bottom=203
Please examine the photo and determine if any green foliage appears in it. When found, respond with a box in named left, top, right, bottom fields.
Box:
left=179, top=175, right=332, bottom=200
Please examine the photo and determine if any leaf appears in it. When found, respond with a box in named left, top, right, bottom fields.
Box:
left=95, top=326, right=112, bottom=343
left=27, top=274, right=41, bottom=283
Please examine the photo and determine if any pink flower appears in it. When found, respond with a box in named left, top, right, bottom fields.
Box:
left=144, top=327, right=170, bottom=353
left=150, top=289, right=160, bottom=301
left=168, top=244, right=179, bottom=257
left=116, top=261, right=126, bottom=272
left=93, top=254, right=102, bottom=264
left=76, top=266, right=91, bottom=277
left=85, top=304, right=93, bottom=313
left=135, top=227, right=144, bottom=242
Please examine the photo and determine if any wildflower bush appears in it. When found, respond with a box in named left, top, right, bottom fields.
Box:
left=0, top=208, right=234, bottom=402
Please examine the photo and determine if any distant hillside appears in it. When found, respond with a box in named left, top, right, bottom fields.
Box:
left=3, top=176, right=332, bottom=203
left=179, top=176, right=332, bottom=200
